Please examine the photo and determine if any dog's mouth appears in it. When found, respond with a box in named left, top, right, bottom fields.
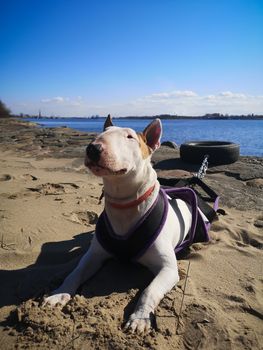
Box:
left=85, top=160, right=127, bottom=176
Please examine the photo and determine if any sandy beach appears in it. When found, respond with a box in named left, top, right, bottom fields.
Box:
left=0, top=118, right=262, bottom=350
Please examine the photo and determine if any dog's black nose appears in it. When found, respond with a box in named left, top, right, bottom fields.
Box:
left=86, top=143, right=102, bottom=162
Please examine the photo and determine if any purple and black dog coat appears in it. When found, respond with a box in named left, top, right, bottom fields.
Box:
left=95, top=184, right=219, bottom=262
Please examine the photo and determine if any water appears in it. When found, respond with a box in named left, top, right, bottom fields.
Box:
left=25, top=118, right=263, bottom=157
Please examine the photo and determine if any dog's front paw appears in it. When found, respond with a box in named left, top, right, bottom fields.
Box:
left=124, top=311, right=153, bottom=334
left=43, top=293, right=71, bottom=307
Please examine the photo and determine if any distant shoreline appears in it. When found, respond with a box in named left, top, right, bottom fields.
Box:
left=17, top=115, right=263, bottom=121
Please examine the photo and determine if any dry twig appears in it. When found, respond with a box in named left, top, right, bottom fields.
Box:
left=175, top=261, right=191, bottom=334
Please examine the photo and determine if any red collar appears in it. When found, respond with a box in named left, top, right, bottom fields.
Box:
left=107, top=184, right=156, bottom=209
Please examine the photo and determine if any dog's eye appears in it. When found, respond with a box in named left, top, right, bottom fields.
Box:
left=127, top=135, right=134, bottom=139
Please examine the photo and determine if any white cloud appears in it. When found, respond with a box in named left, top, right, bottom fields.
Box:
left=8, top=90, right=263, bottom=117
left=41, top=96, right=65, bottom=103
left=218, top=91, right=247, bottom=99
left=173, top=90, right=198, bottom=98
left=41, top=96, right=85, bottom=107
left=205, top=95, right=216, bottom=100
left=129, top=90, right=263, bottom=116
left=144, top=90, right=198, bottom=101
left=33, top=96, right=108, bottom=116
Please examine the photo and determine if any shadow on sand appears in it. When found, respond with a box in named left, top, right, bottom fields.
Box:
left=0, top=231, right=92, bottom=309
left=0, top=230, right=154, bottom=314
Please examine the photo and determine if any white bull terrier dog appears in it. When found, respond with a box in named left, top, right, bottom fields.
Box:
left=44, top=116, right=196, bottom=334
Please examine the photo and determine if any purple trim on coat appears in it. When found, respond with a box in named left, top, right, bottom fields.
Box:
left=162, top=187, right=199, bottom=254
left=199, top=214, right=211, bottom=243
left=132, top=190, right=169, bottom=261
left=214, top=196, right=220, bottom=211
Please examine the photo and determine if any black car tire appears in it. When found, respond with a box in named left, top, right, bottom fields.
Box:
left=180, top=141, right=240, bottom=165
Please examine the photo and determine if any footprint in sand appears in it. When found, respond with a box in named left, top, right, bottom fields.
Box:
left=224, top=293, right=263, bottom=322
left=246, top=178, right=263, bottom=189
left=210, top=221, right=228, bottom=232
left=254, top=215, right=263, bottom=228
left=21, top=174, right=38, bottom=181
left=238, top=229, right=263, bottom=249
left=181, top=303, right=231, bottom=350
left=225, top=294, right=246, bottom=303
left=0, top=174, right=13, bottom=181
left=63, top=210, right=98, bottom=226
left=27, top=182, right=79, bottom=195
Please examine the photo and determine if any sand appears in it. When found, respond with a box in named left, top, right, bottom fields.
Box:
left=0, top=118, right=262, bottom=349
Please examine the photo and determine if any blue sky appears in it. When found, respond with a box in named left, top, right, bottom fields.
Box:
left=1, top=0, right=263, bottom=116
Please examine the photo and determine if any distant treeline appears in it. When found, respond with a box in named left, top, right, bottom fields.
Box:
left=118, top=113, right=263, bottom=120
left=18, top=112, right=263, bottom=120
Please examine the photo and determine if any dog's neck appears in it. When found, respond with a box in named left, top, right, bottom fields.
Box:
left=102, top=160, right=159, bottom=236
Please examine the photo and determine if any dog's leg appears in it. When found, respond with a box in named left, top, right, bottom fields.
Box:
left=125, top=247, right=179, bottom=334
left=43, top=237, right=110, bottom=306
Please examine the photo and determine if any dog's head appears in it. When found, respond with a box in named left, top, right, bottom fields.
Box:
left=85, top=115, right=162, bottom=177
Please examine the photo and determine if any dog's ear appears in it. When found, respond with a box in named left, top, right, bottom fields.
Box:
left=143, top=119, right=162, bottom=151
left=103, top=114, right=114, bottom=131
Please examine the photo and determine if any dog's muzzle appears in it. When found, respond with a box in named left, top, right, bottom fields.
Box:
left=86, top=143, right=102, bottom=163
